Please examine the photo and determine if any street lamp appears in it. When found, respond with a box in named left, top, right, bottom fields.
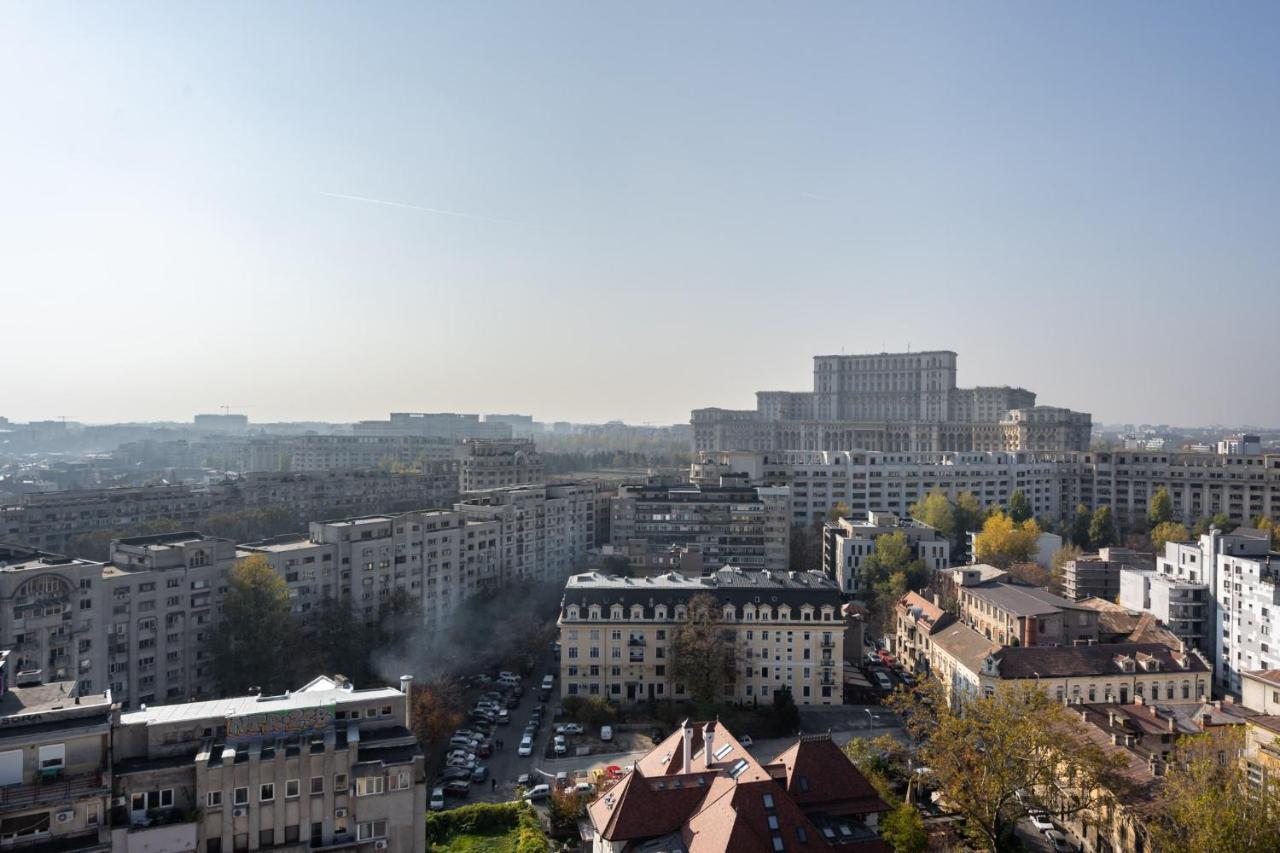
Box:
left=864, top=708, right=881, bottom=730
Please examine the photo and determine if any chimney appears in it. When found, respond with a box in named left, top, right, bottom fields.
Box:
left=703, top=721, right=715, bottom=769
left=1200, top=713, right=1213, bottom=730
left=682, top=720, right=693, bottom=771
left=1167, top=715, right=1176, bottom=733
left=400, top=675, right=414, bottom=729
left=1134, top=694, right=1145, bottom=706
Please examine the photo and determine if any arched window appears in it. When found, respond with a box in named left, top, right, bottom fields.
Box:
left=567, top=605, right=580, bottom=620
left=610, top=605, right=624, bottom=621
left=630, top=604, right=644, bottom=621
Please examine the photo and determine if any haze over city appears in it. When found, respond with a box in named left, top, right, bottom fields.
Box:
left=4, top=2, right=1280, bottom=426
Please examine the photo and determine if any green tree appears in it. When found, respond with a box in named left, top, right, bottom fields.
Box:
left=1150, top=521, right=1190, bottom=552
left=890, top=682, right=1131, bottom=852
left=671, top=592, right=736, bottom=706
left=209, top=555, right=298, bottom=695
left=953, top=492, right=987, bottom=558
left=1007, top=490, right=1033, bottom=524
left=1210, top=511, right=1237, bottom=533
left=300, top=597, right=375, bottom=684
left=1148, top=487, right=1173, bottom=527
left=1149, top=729, right=1280, bottom=853
left=973, top=512, right=1041, bottom=569
left=909, top=490, right=957, bottom=541
left=1069, top=504, right=1092, bottom=549
left=771, top=686, right=800, bottom=734
left=881, top=802, right=929, bottom=853
left=1089, top=506, right=1117, bottom=549
left=864, top=531, right=913, bottom=577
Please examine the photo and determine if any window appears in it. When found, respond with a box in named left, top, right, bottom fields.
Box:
left=356, top=775, right=385, bottom=796
left=335, top=773, right=347, bottom=791
left=259, top=829, right=274, bottom=847
left=286, top=779, right=300, bottom=798
left=207, top=840, right=222, bottom=853
left=310, top=776, right=324, bottom=795
left=234, top=786, right=249, bottom=805
left=357, top=820, right=388, bottom=840
left=207, top=791, right=223, bottom=808
left=388, top=770, right=411, bottom=791
left=260, top=783, right=274, bottom=802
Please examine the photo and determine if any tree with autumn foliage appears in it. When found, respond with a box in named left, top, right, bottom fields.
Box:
left=409, top=678, right=465, bottom=751
left=209, top=555, right=300, bottom=696
left=972, top=511, right=1041, bottom=568
left=889, top=681, right=1132, bottom=852
left=1149, top=728, right=1280, bottom=853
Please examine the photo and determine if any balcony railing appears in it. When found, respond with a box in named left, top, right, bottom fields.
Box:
left=0, top=771, right=106, bottom=809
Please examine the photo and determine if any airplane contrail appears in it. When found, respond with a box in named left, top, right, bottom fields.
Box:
left=318, top=191, right=520, bottom=225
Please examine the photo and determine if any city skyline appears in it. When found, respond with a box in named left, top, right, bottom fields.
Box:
left=5, top=3, right=1280, bottom=426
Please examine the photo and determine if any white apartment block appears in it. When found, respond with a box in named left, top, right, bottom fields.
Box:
left=242, top=434, right=456, bottom=473
left=692, top=448, right=1280, bottom=531
left=692, top=449, right=1062, bottom=526
left=458, top=483, right=595, bottom=585
left=454, top=438, right=543, bottom=492
left=821, top=512, right=950, bottom=595
left=558, top=568, right=845, bottom=706
left=241, top=509, right=502, bottom=636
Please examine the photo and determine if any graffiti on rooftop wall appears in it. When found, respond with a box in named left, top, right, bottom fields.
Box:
left=227, top=703, right=336, bottom=740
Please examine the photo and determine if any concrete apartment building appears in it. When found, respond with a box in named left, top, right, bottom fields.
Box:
left=691, top=449, right=1064, bottom=527
left=457, top=483, right=596, bottom=586
left=1115, top=528, right=1280, bottom=695
left=111, top=675, right=425, bottom=853
left=692, top=350, right=1091, bottom=455
left=453, top=438, right=543, bottom=493
left=0, top=470, right=461, bottom=555
left=241, top=509, right=502, bottom=636
left=352, top=412, right=511, bottom=440
left=946, top=566, right=1100, bottom=647
left=0, top=653, right=115, bottom=852
left=101, top=533, right=237, bottom=710
left=558, top=568, right=845, bottom=706
left=821, top=511, right=950, bottom=596
left=241, top=435, right=456, bottom=473
left=609, top=484, right=791, bottom=573
left=694, top=446, right=1280, bottom=533
left=1059, top=547, right=1153, bottom=601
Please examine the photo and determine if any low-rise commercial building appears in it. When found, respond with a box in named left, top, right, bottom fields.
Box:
left=948, top=568, right=1099, bottom=647
left=821, top=512, right=949, bottom=596
left=558, top=567, right=844, bottom=706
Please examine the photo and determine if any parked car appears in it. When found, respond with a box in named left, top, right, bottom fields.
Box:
left=1029, top=812, right=1055, bottom=832
left=437, top=767, right=471, bottom=782
left=429, top=787, right=445, bottom=811
left=541, top=675, right=555, bottom=691
left=476, top=739, right=492, bottom=758
left=554, top=735, right=567, bottom=755
left=873, top=672, right=893, bottom=691
left=574, top=781, right=596, bottom=795
left=600, top=725, right=613, bottom=742
left=556, top=723, right=585, bottom=735
left=522, top=783, right=551, bottom=801
left=899, top=673, right=916, bottom=687
left=496, top=709, right=510, bottom=725
left=447, top=756, right=477, bottom=769
left=555, top=771, right=569, bottom=788
left=518, top=736, right=534, bottom=756
left=471, top=766, right=489, bottom=783
left=499, top=671, right=518, bottom=681
left=738, top=735, right=753, bottom=747
left=443, top=779, right=471, bottom=796
left=516, top=773, right=532, bottom=788
left=866, top=651, right=881, bottom=665
left=1044, top=829, right=1072, bottom=852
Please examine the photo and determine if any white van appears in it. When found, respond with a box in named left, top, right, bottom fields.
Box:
left=541, top=674, right=554, bottom=691
left=600, top=725, right=613, bottom=742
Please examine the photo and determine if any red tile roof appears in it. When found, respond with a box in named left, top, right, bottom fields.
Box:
left=771, top=735, right=890, bottom=817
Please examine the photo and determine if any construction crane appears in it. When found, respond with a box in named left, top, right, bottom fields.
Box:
left=220, top=405, right=251, bottom=415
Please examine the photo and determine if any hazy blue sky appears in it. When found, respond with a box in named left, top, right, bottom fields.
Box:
left=3, top=2, right=1278, bottom=426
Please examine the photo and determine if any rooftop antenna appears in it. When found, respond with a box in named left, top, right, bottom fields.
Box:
left=220, top=405, right=251, bottom=415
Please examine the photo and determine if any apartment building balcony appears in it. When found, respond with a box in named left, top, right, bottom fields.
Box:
left=0, top=771, right=107, bottom=809
left=628, top=636, right=645, bottom=647
left=820, top=639, right=835, bottom=649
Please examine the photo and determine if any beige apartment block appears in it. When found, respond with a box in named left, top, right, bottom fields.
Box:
left=558, top=567, right=844, bottom=706
left=454, top=438, right=543, bottom=492
left=0, top=653, right=115, bottom=852
left=112, top=675, right=425, bottom=853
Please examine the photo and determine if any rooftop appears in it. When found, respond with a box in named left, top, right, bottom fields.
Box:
left=567, top=567, right=838, bottom=593
left=0, top=543, right=95, bottom=572
left=120, top=682, right=402, bottom=727
left=996, top=643, right=1210, bottom=679
left=1244, top=670, right=1280, bottom=687
left=0, top=679, right=113, bottom=721
left=960, top=581, right=1083, bottom=617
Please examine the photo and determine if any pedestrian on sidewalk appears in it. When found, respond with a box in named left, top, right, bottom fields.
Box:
left=491, top=777, right=497, bottom=792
